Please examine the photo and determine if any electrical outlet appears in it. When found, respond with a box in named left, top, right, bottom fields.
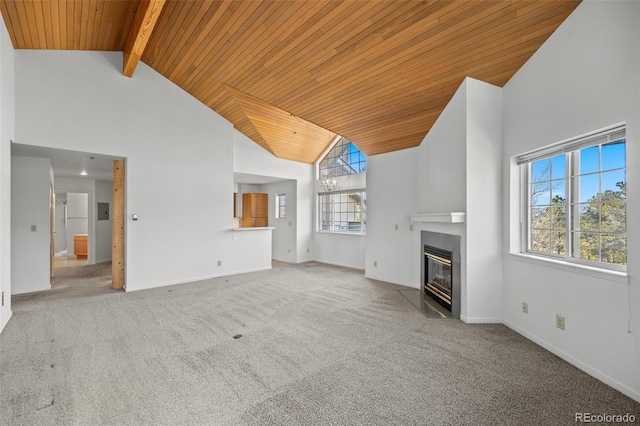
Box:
left=288, top=249, right=291, bottom=253
left=394, top=224, right=399, bottom=231
left=522, top=302, right=528, bottom=313
left=31, top=225, right=37, bottom=232
left=307, top=248, right=310, bottom=253
left=409, top=224, right=414, bottom=231
left=217, top=260, right=222, bottom=266
left=374, top=261, right=378, bottom=267
left=556, top=314, right=565, bottom=330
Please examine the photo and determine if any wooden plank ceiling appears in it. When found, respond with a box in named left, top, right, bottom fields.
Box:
left=0, top=0, right=581, bottom=163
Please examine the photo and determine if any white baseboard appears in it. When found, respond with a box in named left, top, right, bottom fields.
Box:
left=125, top=266, right=273, bottom=292
left=0, top=310, right=13, bottom=334
left=314, top=259, right=364, bottom=271
left=363, top=274, right=418, bottom=289
left=11, top=284, right=51, bottom=295
left=460, top=315, right=502, bottom=324
left=503, top=319, right=640, bottom=403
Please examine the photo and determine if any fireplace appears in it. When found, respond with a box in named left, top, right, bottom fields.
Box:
left=424, top=245, right=453, bottom=311
left=421, top=231, right=461, bottom=318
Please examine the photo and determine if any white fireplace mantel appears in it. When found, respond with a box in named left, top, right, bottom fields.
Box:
left=409, top=212, right=466, bottom=223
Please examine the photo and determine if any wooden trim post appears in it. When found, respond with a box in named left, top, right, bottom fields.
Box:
left=112, top=160, right=125, bottom=289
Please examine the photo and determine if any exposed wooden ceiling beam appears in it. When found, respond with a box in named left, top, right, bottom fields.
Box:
left=123, top=0, right=166, bottom=77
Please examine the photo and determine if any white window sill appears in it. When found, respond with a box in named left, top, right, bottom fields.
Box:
left=316, top=231, right=366, bottom=236
left=508, top=252, right=629, bottom=285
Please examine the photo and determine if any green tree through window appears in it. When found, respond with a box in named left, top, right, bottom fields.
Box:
left=575, top=181, right=626, bottom=264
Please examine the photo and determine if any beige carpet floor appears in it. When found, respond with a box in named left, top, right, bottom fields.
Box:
left=0, top=261, right=638, bottom=425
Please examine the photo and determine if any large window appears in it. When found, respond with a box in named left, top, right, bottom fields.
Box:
left=518, top=125, right=626, bottom=270
left=319, top=137, right=366, bottom=178
left=319, top=191, right=366, bottom=233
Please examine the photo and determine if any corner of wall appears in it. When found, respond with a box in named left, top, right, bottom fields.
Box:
left=464, top=78, right=504, bottom=321
left=0, top=9, right=15, bottom=334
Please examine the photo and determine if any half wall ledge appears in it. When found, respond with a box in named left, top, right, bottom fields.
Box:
left=231, top=227, right=275, bottom=231
left=410, top=212, right=466, bottom=223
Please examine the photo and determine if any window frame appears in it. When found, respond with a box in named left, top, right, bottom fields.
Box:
left=317, top=190, right=366, bottom=235
left=519, top=124, right=626, bottom=272
left=275, top=193, right=286, bottom=219
left=318, top=136, right=367, bottom=179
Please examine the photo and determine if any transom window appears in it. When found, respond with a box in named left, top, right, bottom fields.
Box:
left=319, top=137, right=366, bottom=178
left=519, top=124, right=626, bottom=270
left=319, top=191, right=366, bottom=233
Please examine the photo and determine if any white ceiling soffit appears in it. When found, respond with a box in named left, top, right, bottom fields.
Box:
left=233, top=173, right=292, bottom=186
left=11, top=143, right=121, bottom=182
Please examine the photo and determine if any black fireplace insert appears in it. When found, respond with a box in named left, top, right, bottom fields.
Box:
left=424, top=245, right=453, bottom=311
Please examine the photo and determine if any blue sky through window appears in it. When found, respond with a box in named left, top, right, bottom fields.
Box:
left=319, top=137, right=366, bottom=177
left=346, top=143, right=366, bottom=173
left=533, top=140, right=625, bottom=203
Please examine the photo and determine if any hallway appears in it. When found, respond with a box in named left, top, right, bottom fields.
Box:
left=53, top=253, right=88, bottom=269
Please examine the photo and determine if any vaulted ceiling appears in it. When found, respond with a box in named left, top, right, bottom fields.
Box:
left=0, top=0, right=581, bottom=163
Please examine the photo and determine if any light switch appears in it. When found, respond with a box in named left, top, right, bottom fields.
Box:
left=31, top=225, right=37, bottom=232
left=132, top=214, right=138, bottom=221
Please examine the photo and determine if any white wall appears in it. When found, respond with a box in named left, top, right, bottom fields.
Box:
left=262, top=180, right=298, bottom=263
left=502, top=0, right=640, bottom=401
left=95, top=179, right=112, bottom=263
left=464, top=78, right=503, bottom=322
left=11, top=156, right=52, bottom=294
left=233, top=132, right=315, bottom=263
left=65, top=192, right=88, bottom=255
left=0, top=10, right=14, bottom=332
left=417, top=81, right=467, bottom=214
left=15, top=51, right=268, bottom=291
left=364, top=147, right=419, bottom=286
left=314, top=232, right=365, bottom=270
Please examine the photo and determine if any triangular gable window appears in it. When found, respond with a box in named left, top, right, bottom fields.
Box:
left=319, top=137, right=366, bottom=178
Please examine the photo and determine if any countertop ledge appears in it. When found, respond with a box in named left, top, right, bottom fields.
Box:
left=231, top=227, right=275, bottom=231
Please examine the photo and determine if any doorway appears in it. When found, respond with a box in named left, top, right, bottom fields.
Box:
left=53, top=191, right=89, bottom=269
left=10, top=143, right=125, bottom=300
